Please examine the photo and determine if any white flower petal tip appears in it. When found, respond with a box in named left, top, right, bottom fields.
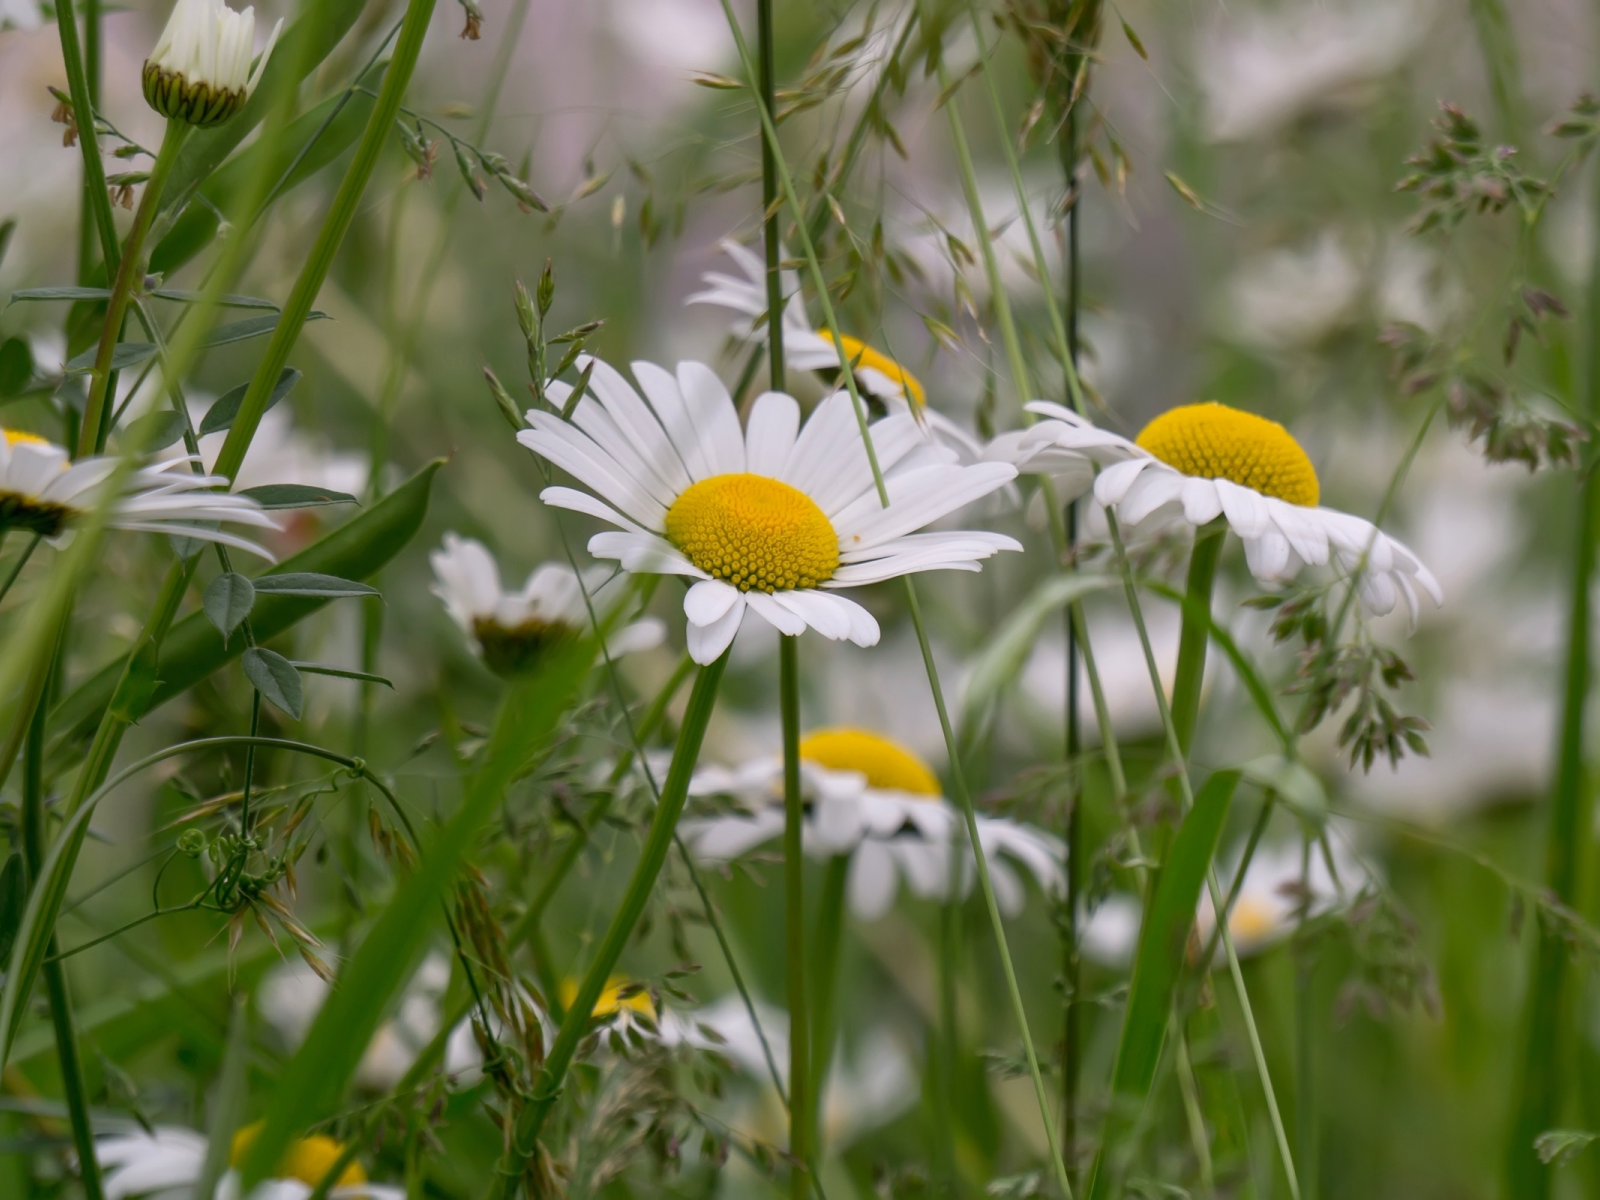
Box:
left=429, top=533, right=656, bottom=677
left=519, top=353, right=1018, bottom=649
left=144, top=0, right=279, bottom=126
left=1004, top=402, right=1442, bottom=618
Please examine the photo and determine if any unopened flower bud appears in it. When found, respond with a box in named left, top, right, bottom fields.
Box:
left=142, top=0, right=281, bottom=128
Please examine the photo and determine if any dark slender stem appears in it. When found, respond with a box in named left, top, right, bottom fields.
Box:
left=758, top=0, right=786, bottom=394
left=1295, top=839, right=1318, bottom=1200
left=779, top=634, right=812, bottom=1200
left=53, top=0, right=118, bottom=273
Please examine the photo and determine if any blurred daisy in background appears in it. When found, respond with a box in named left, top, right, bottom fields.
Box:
left=687, top=240, right=989, bottom=464
left=0, top=428, right=277, bottom=557
left=96, top=1120, right=400, bottom=1200
left=520, top=355, right=1018, bottom=663
left=681, top=727, right=1063, bottom=918
left=994, top=401, right=1442, bottom=621
left=430, top=532, right=664, bottom=676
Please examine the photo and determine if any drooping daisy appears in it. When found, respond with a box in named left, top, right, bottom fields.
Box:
left=1080, top=837, right=1374, bottom=967
left=681, top=727, right=1063, bottom=919
left=686, top=240, right=989, bottom=464
left=96, top=1121, right=401, bottom=1200
left=0, top=429, right=277, bottom=557
left=519, top=355, right=1019, bottom=664
left=143, top=0, right=283, bottom=128
left=429, top=533, right=664, bottom=676
left=992, top=401, right=1442, bottom=621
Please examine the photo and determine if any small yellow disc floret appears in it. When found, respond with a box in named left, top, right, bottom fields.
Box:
left=2, top=429, right=50, bottom=449
left=229, top=1122, right=367, bottom=1187
left=559, top=976, right=657, bottom=1020
left=1135, top=402, right=1319, bottom=507
left=665, top=473, right=839, bottom=593
left=800, top=727, right=942, bottom=796
left=829, top=334, right=926, bottom=408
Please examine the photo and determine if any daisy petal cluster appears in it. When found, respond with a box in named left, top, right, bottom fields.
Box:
left=687, top=240, right=990, bottom=465
left=0, top=429, right=277, bottom=558
left=681, top=728, right=1063, bottom=919
left=519, top=355, right=1019, bottom=664
left=993, top=400, right=1443, bottom=622
left=143, top=0, right=282, bottom=127
left=430, top=533, right=664, bottom=676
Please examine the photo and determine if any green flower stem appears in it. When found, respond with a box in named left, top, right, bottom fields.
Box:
left=212, top=0, right=440, bottom=483
left=1170, top=521, right=1226, bottom=756
left=780, top=634, right=814, bottom=1200
left=1505, top=112, right=1600, bottom=1200
left=54, top=0, right=119, bottom=273
left=903, top=577, right=1075, bottom=1200
left=490, top=652, right=729, bottom=1198
left=1295, top=840, right=1318, bottom=1200
left=77, top=119, right=190, bottom=457
left=810, top=855, right=850, bottom=1156
left=1104, top=513, right=1301, bottom=1200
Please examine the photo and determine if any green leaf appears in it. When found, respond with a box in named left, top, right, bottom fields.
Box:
left=49, top=461, right=442, bottom=750
left=238, top=484, right=357, bottom=510
left=959, top=573, right=1116, bottom=747
left=0, top=853, right=24, bottom=967
left=198, top=368, right=300, bottom=436
left=238, top=641, right=599, bottom=1186
left=1536, top=1130, right=1599, bottom=1166
left=242, top=647, right=304, bottom=718
left=289, top=662, right=393, bottom=688
left=202, top=572, right=256, bottom=646
left=1086, top=769, right=1241, bottom=1200
left=64, top=342, right=156, bottom=373
left=5, top=287, right=114, bottom=305
left=0, top=338, right=32, bottom=397
left=149, top=290, right=281, bottom=310
left=251, top=572, right=378, bottom=599
left=204, top=311, right=328, bottom=349
left=122, top=410, right=187, bottom=452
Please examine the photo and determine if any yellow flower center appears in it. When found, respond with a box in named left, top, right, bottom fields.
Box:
left=1135, top=402, right=1319, bottom=507
left=1228, top=895, right=1281, bottom=943
left=229, top=1122, right=367, bottom=1187
left=664, top=474, right=839, bottom=593
left=2, top=429, right=50, bottom=449
left=799, top=728, right=942, bottom=796
left=559, top=976, right=657, bottom=1020
left=829, top=334, right=926, bottom=408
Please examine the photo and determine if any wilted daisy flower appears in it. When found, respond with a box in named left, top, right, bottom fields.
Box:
left=143, top=0, right=281, bottom=127
left=429, top=533, right=664, bottom=676
left=96, top=1121, right=400, bottom=1200
left=993, top=401, right=1442, bottom=621
left=520, top=355, right=1019, bottom=663
left=681, top=727, right=1063, bottom=919
left=1081, top=837, right=1374, bottom=966
left=687, top=240, right=988, bottom=464
left=0, top=429, right=276, bottom=557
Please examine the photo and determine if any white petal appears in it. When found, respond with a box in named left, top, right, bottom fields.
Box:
left=677, top=361, right=746, bottom=476
left=684, top=579, right=740, bottom=626
left=1094, top=457, right=1155, bottom=506
left=687, top=594, right=745, bottom=663
left=848, top=842, right=899, bottom=920
left=743, top=589, right=808, bottom=637
left=745, top=391, right=801, bottom=477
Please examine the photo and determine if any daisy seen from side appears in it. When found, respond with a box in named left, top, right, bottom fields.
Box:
left=991, top=400, right=1443, bottom=622
left=518, top=355, right=1020, bottom=664
left=680, top=727, right=1064, bottom=919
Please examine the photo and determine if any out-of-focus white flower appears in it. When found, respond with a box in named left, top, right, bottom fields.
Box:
left=429, top=533, right=664, bottom=676
left=992, top=401, right=1442, bottom=623
left=143, top=0, right=282, bottom=127
left=1228, top=234, right=1362, bottom=348
left=682, top=727, right=1063, bottom=919
left=0, top=0, right=43, bottom=31
left=200, top=406, right=368, bottom=499
left=687, top=240, right=989, bottom=466
left=1198, top=0, right=1427, bottom=142
left=0, top=428, right=277, bottom=557
left=1081, top=837, right=1375, bottom=966
left=520, top=354, right=1019, bottom=664
left=96, top=1122, right=401, bottom=1200
left=260, top=954, right=480, bottom=1092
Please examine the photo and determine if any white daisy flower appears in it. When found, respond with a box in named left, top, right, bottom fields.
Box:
left=143, top=0, right=282, bottom=127
left=686, top=239, right=989, bottom=465
left=429, top=533, right=665, bottom=676
left=0, top=428, right=277, bottom=558
left=992, top=400, right=1443, bottom=622
left=681, top=727, right=1064, bottom=919
left=518, top=355, right=1020, bottom=664
left=1080, top=837, right=1374, bottom=967
left=96, top=1122, right=401, bottom=1200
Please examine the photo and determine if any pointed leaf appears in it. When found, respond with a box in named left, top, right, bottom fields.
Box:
left=289, top=662, right=393, bottom=688
left=251, top=572, right=378, bottom=599
left=242, top=647, right=304, bottom=718
left=123, top=409, right=188, bottom=452
left=237, top=484, right=357, bottom=510
left=65, top=342, right=156, bottom=373
left=7, top=287, right=115, bottom=305
left=203, top=573, right=256, bottom=645
left=204, top=312, right=328, bottom=349
left=199, top=368, right=301, bottom=436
